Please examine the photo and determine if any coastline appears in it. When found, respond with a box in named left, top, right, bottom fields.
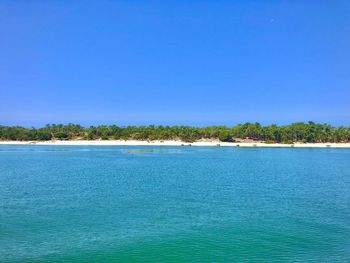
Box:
left=1, top=140, right=350, bottom=148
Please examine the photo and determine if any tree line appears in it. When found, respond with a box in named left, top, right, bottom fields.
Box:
left=0, top=122, right=349, bottom=143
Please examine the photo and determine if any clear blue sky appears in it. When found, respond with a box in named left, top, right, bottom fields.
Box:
left=1, top=1, right=349, bottom=127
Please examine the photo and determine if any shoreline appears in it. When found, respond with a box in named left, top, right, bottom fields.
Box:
left=1, top=140, right=350, bottom=148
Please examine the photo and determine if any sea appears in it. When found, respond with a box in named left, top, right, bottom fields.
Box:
left=1, top=145, right=349, bottom=262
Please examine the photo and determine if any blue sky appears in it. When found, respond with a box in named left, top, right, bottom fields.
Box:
left=0, top=1, right=349, bottom=127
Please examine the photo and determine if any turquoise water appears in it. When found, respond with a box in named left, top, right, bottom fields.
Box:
left=0, top=146, right=350, bottom=262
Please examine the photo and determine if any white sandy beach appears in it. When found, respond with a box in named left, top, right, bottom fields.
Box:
left=1, top=140, right=350, bottom=148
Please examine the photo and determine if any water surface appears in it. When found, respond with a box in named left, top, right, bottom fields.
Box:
left=1, top=146, right=349, bottom=262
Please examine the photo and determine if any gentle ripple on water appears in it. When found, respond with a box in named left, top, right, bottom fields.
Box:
left=0, top=145, right=350, bottom=262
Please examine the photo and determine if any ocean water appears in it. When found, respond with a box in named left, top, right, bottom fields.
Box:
left=0, top=145, right=349, bottom=262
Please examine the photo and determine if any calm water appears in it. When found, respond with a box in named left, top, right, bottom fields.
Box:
left=0, top=146, right=350, bottom=262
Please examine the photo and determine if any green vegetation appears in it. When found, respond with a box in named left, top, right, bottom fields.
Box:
left=0, top=122, right=349, bottom=143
